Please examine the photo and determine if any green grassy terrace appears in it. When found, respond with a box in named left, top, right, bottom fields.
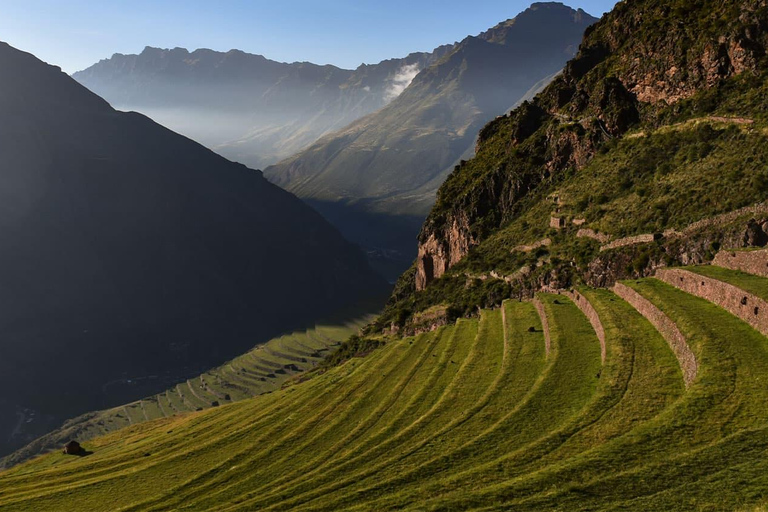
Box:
left=1, top=317, right=374, bottom=470
left=3, top=266, right=768, bottom=510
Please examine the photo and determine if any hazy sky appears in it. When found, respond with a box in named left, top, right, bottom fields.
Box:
left=0, top=0, right=619, bottom=74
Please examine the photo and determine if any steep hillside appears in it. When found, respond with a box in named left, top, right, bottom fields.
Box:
left=375, top=0, right=768, bottom=329
left=265, top=3, right=597, bottom=278
left=73, top=46, right=454, bottom=170
left=5, top=260, right=768, bottom=509
left=0, top=41, right=386, bottom=459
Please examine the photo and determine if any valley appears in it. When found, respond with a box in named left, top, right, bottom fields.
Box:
left=2, top=0, right=768, bottom=509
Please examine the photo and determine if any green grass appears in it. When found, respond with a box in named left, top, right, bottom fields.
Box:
left=1, top=316, right=375, bottom=470
left=3, top=277, right=768, bottom=510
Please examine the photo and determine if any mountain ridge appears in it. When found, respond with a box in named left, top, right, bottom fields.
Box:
left=73, top=43, right=456, bottom=170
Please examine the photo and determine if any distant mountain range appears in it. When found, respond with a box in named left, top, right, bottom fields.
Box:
left=73, top=45, right=455, bottom=170
left=72, top=2, right=597, bottom=280
left=0, top=41, right=386, bottom=458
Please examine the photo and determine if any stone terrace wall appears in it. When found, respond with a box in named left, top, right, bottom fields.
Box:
left=713, top=249, right=768, bottom=278
left=656, top=268, right=768, bottom=337
left=596, top=202, right=768, bottom=253
left=513, top=238, right=551, bottom=253
left=600, top=234, right=657, bottom=252
left=577, top=229, right=611, bottom=244
left=613, top=282, right=698, bottom=387
left=563, top=290, right=606, bottom=363
left=676, top=202, right=768, bottom=237
left=533, top=297, right=552, bottom=357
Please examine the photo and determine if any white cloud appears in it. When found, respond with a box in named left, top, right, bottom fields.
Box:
left=384, top=63, right=420, bottom=102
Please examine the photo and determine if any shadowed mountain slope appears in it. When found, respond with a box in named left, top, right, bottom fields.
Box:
left=1, top=314, right=376, bottom=470
left=0, top=41, right=386, bottom=459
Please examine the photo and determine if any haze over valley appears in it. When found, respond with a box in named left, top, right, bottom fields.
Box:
left=74, top=3, right=596, bottom=279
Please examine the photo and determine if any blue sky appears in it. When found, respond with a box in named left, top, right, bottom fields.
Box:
left=0, top=0, right=619, bottom=73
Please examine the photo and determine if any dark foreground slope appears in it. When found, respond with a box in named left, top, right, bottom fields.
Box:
left=265, top=3, right=597, bottom=277
left=0, top=42, right=385, bottom=458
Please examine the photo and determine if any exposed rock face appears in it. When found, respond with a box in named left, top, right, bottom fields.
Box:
left=414, top=0, right=768, bottom=291
left=744, top=218, right=768, bottom=246
left=415, top=216, right=475, bottom=290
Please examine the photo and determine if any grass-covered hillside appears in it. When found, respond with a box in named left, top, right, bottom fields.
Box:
left=4, top=259, right=768, bottom=510
left=0, top=317, right=374, bottom=471
left=264, top=3, right=597, bottom=279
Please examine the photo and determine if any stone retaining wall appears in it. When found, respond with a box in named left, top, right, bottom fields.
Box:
left=676, top=202, right=768, bottom=237
left=712, top=249, right=768, bottom=278
left=563, top=290, right=606, bottom=363
left=655, top=268, right=768, bottom=337
left=594, top=202, right=768, bottom=253
left=600, top=233, right=657, bottom=252
left=533, top=297, right=551, bottom=357
left=612, top=282, right=697, bottom=387
left=512, top=238, right=551, bottom=253
left=577, top=229, right=611, bottom=243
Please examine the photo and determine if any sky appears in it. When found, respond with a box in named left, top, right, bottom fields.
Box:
left=0, top=0, right=620, bottom=74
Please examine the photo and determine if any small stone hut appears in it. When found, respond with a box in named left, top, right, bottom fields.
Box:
left=63, top=440, right=83, bottom=455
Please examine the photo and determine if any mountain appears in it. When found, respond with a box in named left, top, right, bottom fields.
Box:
left=0, top=41, right=386, bottom=459
left=5, top=1, right=768, bottom=509
left=264, top=3, right=597, bottom=278
left=72, top=45, right=455, bottom=170
left=377, top=0, right=768, bottom=330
